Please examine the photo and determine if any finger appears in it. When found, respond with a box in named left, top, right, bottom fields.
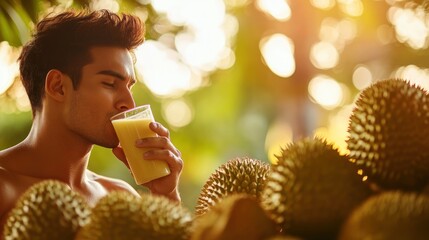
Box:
left=142, top=166, right=181, bottom=197
left=144, top=149, right=184, bottom=172
left=142, top=174, right=180, bottom=201
left=136, top=137, right=181, bottom=157
left=149, top=122, right=170, bottom=138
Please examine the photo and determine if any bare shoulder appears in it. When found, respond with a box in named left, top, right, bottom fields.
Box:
left=0, top=166, right=34, bottom=232
left=0, top=166, right=13, bottom=211
left=86, top=170, right=140, bottom=197
left=0, top=166, right=22, bottom=211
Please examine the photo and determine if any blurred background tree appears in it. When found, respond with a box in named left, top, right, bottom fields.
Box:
left=1, top=0, right=429, bottom=210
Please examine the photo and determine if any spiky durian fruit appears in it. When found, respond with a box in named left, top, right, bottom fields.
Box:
left=338, top=191, right=429, bottom=240
left=347, top=78, right=429, bottom=190
left=192, top=194, right=277, bottom=240
left=195, top=157, right=270, bottom=216
left=3, top=180, right=90, bottom=240
left=75, top=191, right=193, bottom=240
left=261, top=137, right=372, bottom=239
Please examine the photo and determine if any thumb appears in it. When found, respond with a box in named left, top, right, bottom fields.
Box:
left=112, top=146, right=130, bottom=168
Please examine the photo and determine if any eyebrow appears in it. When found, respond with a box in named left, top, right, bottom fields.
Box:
left=97, top=70, right=136, bottom=85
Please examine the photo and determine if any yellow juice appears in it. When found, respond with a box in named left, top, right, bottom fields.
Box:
left=112, top=118, right=170, bottom=184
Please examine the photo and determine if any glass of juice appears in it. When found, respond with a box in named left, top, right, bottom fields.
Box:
left=110, top=105, right=170, bottom=185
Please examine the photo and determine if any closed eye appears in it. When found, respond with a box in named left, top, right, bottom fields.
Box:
left=102, top=82, right=115, bottom=87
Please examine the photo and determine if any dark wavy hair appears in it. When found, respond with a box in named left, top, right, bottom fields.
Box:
left=19, top=9, right=145, bottom=114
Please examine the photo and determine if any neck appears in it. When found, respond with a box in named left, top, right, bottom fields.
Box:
left=17, top=111, right=93, bottom=187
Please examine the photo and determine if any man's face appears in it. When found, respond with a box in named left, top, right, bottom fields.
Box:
left=64, top=46, right=136, bottom=148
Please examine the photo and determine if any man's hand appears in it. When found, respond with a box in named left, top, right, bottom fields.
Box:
left=112, top=122, right=183, bottom=202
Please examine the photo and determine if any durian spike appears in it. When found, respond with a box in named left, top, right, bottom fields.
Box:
left=262, top=137, right=372, bottom=239
left=347, top=78, right=429, bottom=190
left=195, top=157, right=270, bottom=216
left=76, top=191, right=193, bottom=240
left=3, top=180, right=90, bottom=240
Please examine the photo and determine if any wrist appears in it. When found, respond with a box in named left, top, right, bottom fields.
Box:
left=165, top=189, right=181, bottom=202
left=150, top=188, right=181, bottom=202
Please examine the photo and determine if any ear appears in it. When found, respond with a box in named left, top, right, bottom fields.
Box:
left=45, top=69, right=67, bottom=102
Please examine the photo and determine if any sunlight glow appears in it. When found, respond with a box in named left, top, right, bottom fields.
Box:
left=319, top=18, right=357, bottom=51
left=388, top=6, right=429, bottom=49
left=224, top=0, right=251, bottom=8
left=135, top=41, right=197, bottom=98
left=162, top=99, right=193, bottom=128
left=393, top=65, right=429, bottom=91
left=338, top=19, right=358, bottom=43
left=0, top=42, right=19, bottom=95
left=310, top=0, right=335, bottom=10
left=319, top=18, right=340, bottom=44
left=310, top=41, right=339, bottom=69
left=265, top=120, right=293, bottom=164
left=175, top=29, right=228, bottom=71
left=151, top=0, right=225, bottom=28
left=308, top=75, right=343, bottom=110
left=89, top=0, right=119, bottom=12
left=338, top=0, right=364, bottom=17
left=256, top=0, right=291, bottom=21
left=12, top=83, right=31, bottom=112
left=314, top=105, right=353, bottom=154
left=352, top=65, right=373, bottom=90
left=216, top=48, right=236, bottom=70
left=260, top=34, right=295, bottom=78
left=148, top=0, right=234, bottom=95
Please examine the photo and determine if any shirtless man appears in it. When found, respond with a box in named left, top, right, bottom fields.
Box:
left=0, top=9, right=183, bottom=232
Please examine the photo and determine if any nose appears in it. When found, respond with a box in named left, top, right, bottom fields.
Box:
left=117, top=88, right=135, bottom=111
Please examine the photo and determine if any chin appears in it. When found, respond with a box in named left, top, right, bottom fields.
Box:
left=103, top=139, right=120, bottom=148
left=95, top=135, right=119, bottom=148
left=101, top=142, right=119, bottom=148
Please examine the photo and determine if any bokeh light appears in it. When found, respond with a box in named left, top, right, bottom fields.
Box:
left=90, top=0, right=119, bottom=11
left=134, top=40, right=195, bottom=98
left=162, top=99, right=194, bottom=128
left=175, top=28, right=227, bottom=71
left=352, top=65, right=373, bottom=90
left=319, top=18, right=357, bottom=51
left=308, top=75, right=343, bottom=110
left=151, top=0, right=225, bottom=28
left=142, top=0, right=235, bottom=98
left=310, top=41, right=339, bottom=69
left=260, top=33, right=295, bottom=78
left=224, top=0, right=251, bottom=8
left=256, top=0, right=291, bottom=21
left=338, top=0, right=364, bottom=17
left=393, top=65, right=429, bottom=91
left=319, top=18, right=340, bottom=44
left=310, top=0, right=335, bottom=10
left=0, top=42, right=19, bottom=95
left=388, top=6, right=429, bottom=49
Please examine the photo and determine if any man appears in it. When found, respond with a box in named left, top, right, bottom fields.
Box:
left=0, top=9, right=183, bottom=230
